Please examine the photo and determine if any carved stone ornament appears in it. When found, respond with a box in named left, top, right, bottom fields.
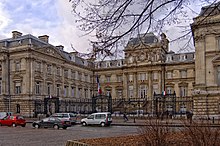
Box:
left=139, top=53, right=145, bottom=61
left=128, top=56, right=134, bottom=63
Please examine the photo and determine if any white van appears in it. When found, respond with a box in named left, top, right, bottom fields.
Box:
left=81, top=112, right=112, bottom=127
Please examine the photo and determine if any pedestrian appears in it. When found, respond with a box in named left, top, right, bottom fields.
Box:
left=123, top=113, right=128, bottom=122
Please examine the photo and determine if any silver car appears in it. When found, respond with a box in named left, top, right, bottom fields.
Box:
left=81, top=112, right=112, bottom=127
left=50, top=113, right=77, bottom=125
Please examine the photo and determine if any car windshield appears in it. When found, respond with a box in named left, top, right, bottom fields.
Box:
left=69, top=113, right=76, bottom=117
left=107, top=114, right=112, bottom=118
left=62, top=114, right=68, bottom=118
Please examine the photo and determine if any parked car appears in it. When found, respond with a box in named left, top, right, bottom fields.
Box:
left=0, top=115, right=26, bottom=127
left=50, top=113, right=77, bottom=125
left=81, top=112, right=112, bottom=127
left=32, top=117, right=71, bottom=129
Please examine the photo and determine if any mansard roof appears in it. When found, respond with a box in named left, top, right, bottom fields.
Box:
left=199, top=2, right=220, bottom=16
left=126, top=33, right=159, bottom=47
left=0, top=32, right=94, bottom=68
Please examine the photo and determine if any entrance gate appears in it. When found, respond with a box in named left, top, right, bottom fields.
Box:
left=44, top=97, right=59, bottom=115
left=92, top=94, right=112, bottom=113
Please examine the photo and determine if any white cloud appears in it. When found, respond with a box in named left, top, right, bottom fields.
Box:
left=55, top=0, right=92, bottom=53
left=0, top=2, right=12, bottom=38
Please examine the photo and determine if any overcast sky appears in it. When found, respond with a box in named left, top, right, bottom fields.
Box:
left=0, top=0, right=218, bottom=54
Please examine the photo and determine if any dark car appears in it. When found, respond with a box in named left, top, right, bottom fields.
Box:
left=0, top=115, right=26, bottom=127
left=32, top=117, right=71, bottom=129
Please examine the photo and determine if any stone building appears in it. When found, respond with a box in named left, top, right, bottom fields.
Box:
left=0, top=2, right=220, bottom=118
left=0, top=31, right=95, bottom=117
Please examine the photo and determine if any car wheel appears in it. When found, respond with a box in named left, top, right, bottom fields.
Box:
left=12, top=123, right=17, bottom=127
left=82, top=122, right=87, bottom=126
left=0, top=123, right=2, bottom=126
left=34, top=124, right=40, bottom=129
left=21, top=124, right=26, bottom=127
left=53, top=124, right=59, bottom=129
left=63, top=126, right=67, bottom=130
left=100, top=122, right=105, bottom=127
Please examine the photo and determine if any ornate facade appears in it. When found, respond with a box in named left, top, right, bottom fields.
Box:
left=0, top=3, right=220, bottom=118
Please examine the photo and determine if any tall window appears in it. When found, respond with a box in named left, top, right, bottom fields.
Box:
left=180, top=86, right=187, bottom=97
left=166, top=71, right=173, bottom=79
left=64, top=85, right=68, bottom=97
left=15, top=61, right=21, bottom=71
left=47, top=83, right=51, bottom=95
left=139, top=85, right=147, bottom=98
left=128, top=74, right=133, bottom=82
left=117, top=90, right=122, bottom=98
left=153, top=72, right=158, bottom=80
left=56, top=67, right=60, bottom=76
left=106, top=76, right=111, bottom=82
left=35, top=62, right=41, bottom=72
left=35, top=81, right=40, bottom=95
left=106, top=90, right=111, bottom=96
left=57, top=84, right=60, bottom=97
left=64, top=69, right=68, bottom=78
left=85, top=89, right=88, bottom=98
left=138, top=73, right=147, bottom=81
left=0, top=78, right=2, bottom=95
left=180, top=70, right=187, bottom=78
left=78, top=88, right=82, bottom=98
left=166, top=87, right=173, bottom=94
left=71, top=86, right=75, bottom=97
left=15, top=82, right=21, bottom=94
left=85, top=74, right=88, bottom=82
left=71, top=71, right=75, bottom=79
left=153, top=84, right=158, bottom=94
left=78, top=73, right=82, bottom=81
left=128, top=85, right=133, bottom=98
left=117, top=75, right=122, bottom=82
left=217, top=66, right=220, bottom=86
left=47, top=64, right=52, bottom=74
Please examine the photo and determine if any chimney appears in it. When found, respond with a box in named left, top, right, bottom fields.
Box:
left=56, top=45, right=64, bottom=51
left=38, top=35, right=49, bottom=43
left=12, top=31, right=22, bottom=39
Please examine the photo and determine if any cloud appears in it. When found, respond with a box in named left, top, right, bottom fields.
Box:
left=0, top=0, right=217, bottom=54
left=55, top=0, right=92, bottom=53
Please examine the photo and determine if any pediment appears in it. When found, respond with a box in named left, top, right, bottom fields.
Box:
left=178, top=82, right=188, bottom=86
left=212, top=55, right=220, bottom=63
left=12, top=74, right=23, bottom=81
left=36, top=46, right=66, bottom=60
left=55, top=78, right=62, bottom=84
left=64, top=79, right=69, bottom=85
left=165, top=82, right=175, bottom=86
left=46, top=77, right=53, bottom=82
left=34, top=75, right=43, bottom=81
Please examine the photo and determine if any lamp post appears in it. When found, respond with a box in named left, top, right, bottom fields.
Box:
left=7, top=52, right=11, bottom=112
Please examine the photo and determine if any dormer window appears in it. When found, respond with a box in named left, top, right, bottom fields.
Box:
left=180, top=54, right=186, bottom=61
left=71, top=55, right=75, bottom=62
left=166, top=56, right=172, bottom=62
left=117, top=61, right=122, bottom=67
left=106, top=62, right=111, bottom=67
left=84, top=60, right=88, bottom=66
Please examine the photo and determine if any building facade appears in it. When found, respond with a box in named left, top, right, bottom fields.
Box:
left=0, top=3, right=220, bottom=118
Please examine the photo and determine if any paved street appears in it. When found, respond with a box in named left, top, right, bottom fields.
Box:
left=0, top=123, right=139, bottom=146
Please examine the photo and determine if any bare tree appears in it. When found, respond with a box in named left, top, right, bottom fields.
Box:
left=69, top=0, right=219, bottom=59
